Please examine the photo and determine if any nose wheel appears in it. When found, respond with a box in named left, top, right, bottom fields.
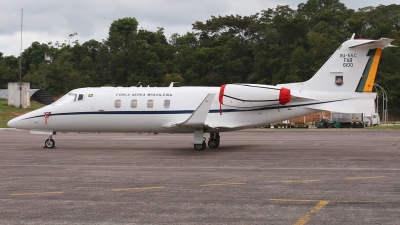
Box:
left=194, top=141, right=206, bottom=151
left=44, top=135, right=56, bottom=149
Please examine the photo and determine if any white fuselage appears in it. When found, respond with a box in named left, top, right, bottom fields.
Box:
left=8, top=86, right=318, bottom=134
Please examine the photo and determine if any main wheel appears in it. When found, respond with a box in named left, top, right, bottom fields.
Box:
left=194, top=141, right=206, bottom=151
left=208, top=139, right=220, bottom=148
left=44, top=139, right=55, bottom=148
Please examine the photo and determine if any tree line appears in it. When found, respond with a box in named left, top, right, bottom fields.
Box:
left=1, top=0, right=399, bottom=115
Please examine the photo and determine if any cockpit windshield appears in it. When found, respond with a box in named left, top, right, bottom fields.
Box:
left=52, top=93, right=82, bottom=105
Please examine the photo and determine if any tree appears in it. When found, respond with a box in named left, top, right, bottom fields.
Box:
left=0, top=55, right=19, bottom=88
left=356, top=4, right=400, bottom=39
left=163, top=73, right=184, bottom=87
left=107, top=17, right=139, bottom=52
left=20, top=41, right=49, bottom=75
left=105, top=17, right=171, bottom=86
left=23, top=62, right=50, bottom=90
left=192, top=14, right=260, bottom=43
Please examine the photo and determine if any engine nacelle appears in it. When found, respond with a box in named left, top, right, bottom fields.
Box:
left=219, top=84, right=291, bottom=108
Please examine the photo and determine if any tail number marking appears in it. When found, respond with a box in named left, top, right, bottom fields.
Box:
left=343, top=63, right=353, bottom=67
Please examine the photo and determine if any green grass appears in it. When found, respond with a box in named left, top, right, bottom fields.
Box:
left=0, top=98, right=45, bottom=128
left=365, top=124, right=400, bottom=130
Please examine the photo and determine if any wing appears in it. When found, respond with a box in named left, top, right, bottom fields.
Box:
left=162, top=93, right=216, bottom=130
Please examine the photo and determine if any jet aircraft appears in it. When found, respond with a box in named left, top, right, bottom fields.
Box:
left=7, top=35, right=395, bottom=150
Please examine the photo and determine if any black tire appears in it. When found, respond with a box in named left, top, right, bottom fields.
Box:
left=194, top=141, right=206, bottom=151
left=44, top=139, right=55, bottom=148
left=208, top=139, right=220, bottom=148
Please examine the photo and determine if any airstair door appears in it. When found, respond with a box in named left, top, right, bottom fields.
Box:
left=93, top=91, right=112, bottom=131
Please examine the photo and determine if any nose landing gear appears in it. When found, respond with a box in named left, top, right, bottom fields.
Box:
left=194, top=141, right=207, bottom=151
left=43, top=135, right=56, bottom=149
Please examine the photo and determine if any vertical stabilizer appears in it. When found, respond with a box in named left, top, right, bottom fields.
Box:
left=281, top=37, right=394, bottom=93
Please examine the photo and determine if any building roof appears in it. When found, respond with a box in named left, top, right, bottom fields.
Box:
left=0, top=89, right=54, bottom=105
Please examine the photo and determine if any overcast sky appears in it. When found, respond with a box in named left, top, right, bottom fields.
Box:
left=0, top=0, right=397, bottom=57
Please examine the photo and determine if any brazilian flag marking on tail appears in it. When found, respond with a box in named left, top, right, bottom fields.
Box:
left=356, top=48, right=382, bottom=92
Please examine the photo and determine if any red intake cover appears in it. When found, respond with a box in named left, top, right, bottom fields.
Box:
left=219, top=84, right=227, bottom=104
left=279, top=87, right=291, bottom=105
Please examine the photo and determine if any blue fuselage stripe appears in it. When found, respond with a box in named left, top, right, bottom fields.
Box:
left=22, top=99, right=347, bottom=120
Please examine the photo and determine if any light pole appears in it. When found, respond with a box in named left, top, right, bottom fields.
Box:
left=373, top=84, right=379, bottom=115
left=374, top=83, right=388, bottom=123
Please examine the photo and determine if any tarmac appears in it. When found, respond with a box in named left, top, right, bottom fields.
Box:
left=0, top=128, right=400, bottom=224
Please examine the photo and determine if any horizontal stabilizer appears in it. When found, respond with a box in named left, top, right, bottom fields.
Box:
left=349, top=38, right=394, bottom=49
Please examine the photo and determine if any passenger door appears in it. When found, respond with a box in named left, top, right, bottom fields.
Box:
left=93, top=91, right=112, bottom=131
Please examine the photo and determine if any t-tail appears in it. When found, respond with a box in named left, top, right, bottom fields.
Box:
left=279, top=35, right=396, bottom=113
left=283, top=35, right=395, bottom=92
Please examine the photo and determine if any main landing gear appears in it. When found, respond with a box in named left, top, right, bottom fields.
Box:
left=208, top=132, right=220, bottom=148
left=43, top=135, right=56, bottom=149
left=193, top=133, right=220, bottom=151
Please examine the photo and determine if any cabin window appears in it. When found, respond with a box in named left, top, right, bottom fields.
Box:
left=147, top=99, right=154, bottom=108
left=115, top=99, right=121, bottom=108
left=164, top=100, right=170, bottom=108
left=131, top=100, right=137, bottom=108
left=78, top=94, right=84, bottom=101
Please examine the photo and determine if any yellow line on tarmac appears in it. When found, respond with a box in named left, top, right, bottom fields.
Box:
left=281, top=180, right=320, bottom=183
left=270, top=199, right=320, bottom=202
left=393, top=141, right=400, bottom=146
left=11, top=191, right=64, bottom=196
left=332, top=200, right=386, bottom=203
left=293, top=200, right=329, bottom=225
left=112, top=186, right=165, bottom=191
left=346, top=176, right=386, bottom=180
left=201, top=182, right=246, bottom=187
left=270, top=198, right=384, bottom=204
left=271, top=198, right=386, bottom=224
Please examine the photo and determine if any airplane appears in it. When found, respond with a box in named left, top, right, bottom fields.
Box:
left=7, top=35, right=396, bottom=150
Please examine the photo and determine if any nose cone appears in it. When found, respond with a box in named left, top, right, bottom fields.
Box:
left=7, top=117, right=21, bottom=128
left=7, top=107, right=51, bottom=130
